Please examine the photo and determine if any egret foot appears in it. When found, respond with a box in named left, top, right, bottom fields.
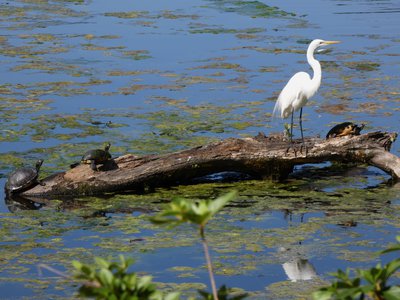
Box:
left=285, top=142, right=299, bottom=157
left=300, top=143, right=308, bottom=156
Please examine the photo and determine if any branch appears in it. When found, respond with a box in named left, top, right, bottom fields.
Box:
left=16, top=131, right=398, bottom=197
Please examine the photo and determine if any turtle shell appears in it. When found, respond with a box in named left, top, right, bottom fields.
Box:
left=326, top=122, right=364, bottom=139
left=6, top=160, right=43, bottom=193
left=81, top=143, right=111, bottom=164
left=82, top=149, right=111, bottom=164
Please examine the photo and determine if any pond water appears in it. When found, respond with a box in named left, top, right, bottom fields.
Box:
left=0, top=0, right=400, bottom=299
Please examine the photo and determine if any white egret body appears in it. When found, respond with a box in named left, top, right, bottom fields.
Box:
left=273, top=39, right=340, bottom=143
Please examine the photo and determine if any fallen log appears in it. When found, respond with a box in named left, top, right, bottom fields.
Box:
left=19, top=131, right=400, bottom=197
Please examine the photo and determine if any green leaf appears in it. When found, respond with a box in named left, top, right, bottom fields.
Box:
left=381, top=245, right=400, bottom=254
left=95, top=257, right=111, bottom=269
left=81, top=264, right=94, bottom=276
left=126, top=273, right=138, bottom=287
left=137, top=275, right=153, bottom=289
left=384, top=259, right=400, bottom=278
left=208, top=190, right=237, bottom=214
left=151, top=192, right=236, bottom=227
left=359, top=268, right=376, bottom=284
left=72, top=260, right=83, bottom=271
left=98, top=268, right=114, bottom=286
left=164, top=292, right=181, bottom=300
left=312, top=290, right=333, bottom=300
left=380, top=236, right=400, bottom=254
left=383, top=286, right=400, bottom=300
left=337, top=287, right=364, bottom=299
left=109, top=295, right=118, bottom=300
left=149, top=291, right=164, bottom=300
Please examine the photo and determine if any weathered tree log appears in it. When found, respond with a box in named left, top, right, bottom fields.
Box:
left=19, top=131, right=399, bottom=197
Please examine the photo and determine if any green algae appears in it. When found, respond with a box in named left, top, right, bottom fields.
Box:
left=104, top=11, right=149, bottom=19
left=122, top=50, right=152, bottom=60
left=267, top=278, right=327, bottom=300
left=104, top=10, right=200, bottom=21
left=189, top=27, right=264, bottom=35
left=344, top=61, right=381, bottom=72
left=205, top=0, right=296, bottom=18
left=159, top=10, right=199, bottom=20
left=192, top=62, right=248, bottom=72
left=1, top=176, right=399, bottom=298
left=168, top=266, right=199, bottom=278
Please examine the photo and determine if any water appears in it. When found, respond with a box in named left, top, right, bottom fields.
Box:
left=1, top=0, right=400, bottom=299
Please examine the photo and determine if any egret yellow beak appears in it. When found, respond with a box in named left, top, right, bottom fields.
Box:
left=322, top=40, right=340, bottom=45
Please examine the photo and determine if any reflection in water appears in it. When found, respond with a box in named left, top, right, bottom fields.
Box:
left=3, top=193, right=155, bottom=217
left=283, top=209, right=305, bottom=223
left=279, top=212, right=318, bottom=282
left=282, top=258, right=317, bottom=282
left=4, top=194, right=43, bottom=212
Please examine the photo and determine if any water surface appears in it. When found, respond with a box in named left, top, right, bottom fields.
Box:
left=1, top=0, right=400, bottom=299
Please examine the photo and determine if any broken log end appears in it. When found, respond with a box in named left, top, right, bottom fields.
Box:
left=368, top=150, right=400, bottom=180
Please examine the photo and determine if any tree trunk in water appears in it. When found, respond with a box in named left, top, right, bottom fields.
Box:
left=17, top=131, right=399, bottom=198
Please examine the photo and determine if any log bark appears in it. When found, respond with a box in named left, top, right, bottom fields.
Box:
left=19, top=131, right=399, bottom=197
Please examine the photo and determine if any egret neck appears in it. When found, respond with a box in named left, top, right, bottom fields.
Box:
left=306, top=44, right=322, bottom=99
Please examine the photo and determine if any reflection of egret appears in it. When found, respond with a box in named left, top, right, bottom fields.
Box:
left=277, top=245, right=317, bottom=282
left=282, top=258, right=317, bottom=282
left=273, top=39, right=340, bottom=146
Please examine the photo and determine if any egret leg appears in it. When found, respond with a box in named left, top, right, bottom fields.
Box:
left=299, top=107, right=304, bottom=144
left=299, top=108, right=307, bottom=155
left=285, top=110, right=297, bottom=156
left=290, top=109, right=294, bottom=143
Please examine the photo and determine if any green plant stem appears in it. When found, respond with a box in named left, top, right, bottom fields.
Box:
left=200, top=225, right=219, bottom=300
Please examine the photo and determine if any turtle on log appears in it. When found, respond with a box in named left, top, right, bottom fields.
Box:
left=70, top=142, right=112, bottom=171
left=326, top=122, right=365, bottom=139
left=5, top=159, right=45, bottom=194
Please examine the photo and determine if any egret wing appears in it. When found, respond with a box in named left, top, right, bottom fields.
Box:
left=273, top=72, right=311, bottom=119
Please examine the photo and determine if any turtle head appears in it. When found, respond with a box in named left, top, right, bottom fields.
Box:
left=36, top=159, right=44, bottom=171
left=354, top=123, right=365, bottom=135
left=104, top=142, right=111, bottom=152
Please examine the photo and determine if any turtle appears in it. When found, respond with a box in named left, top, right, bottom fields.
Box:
left=5, top=159, right=44, bottom=194
left=326, top=122, right=365, bottom=139
left=71, top=142, right=112, bottom=171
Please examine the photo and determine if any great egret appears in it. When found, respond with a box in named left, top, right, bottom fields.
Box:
left=273, top=39, right=340, bottom=146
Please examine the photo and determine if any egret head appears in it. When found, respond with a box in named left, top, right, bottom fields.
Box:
left=310, top=39, right=340, bottom=53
